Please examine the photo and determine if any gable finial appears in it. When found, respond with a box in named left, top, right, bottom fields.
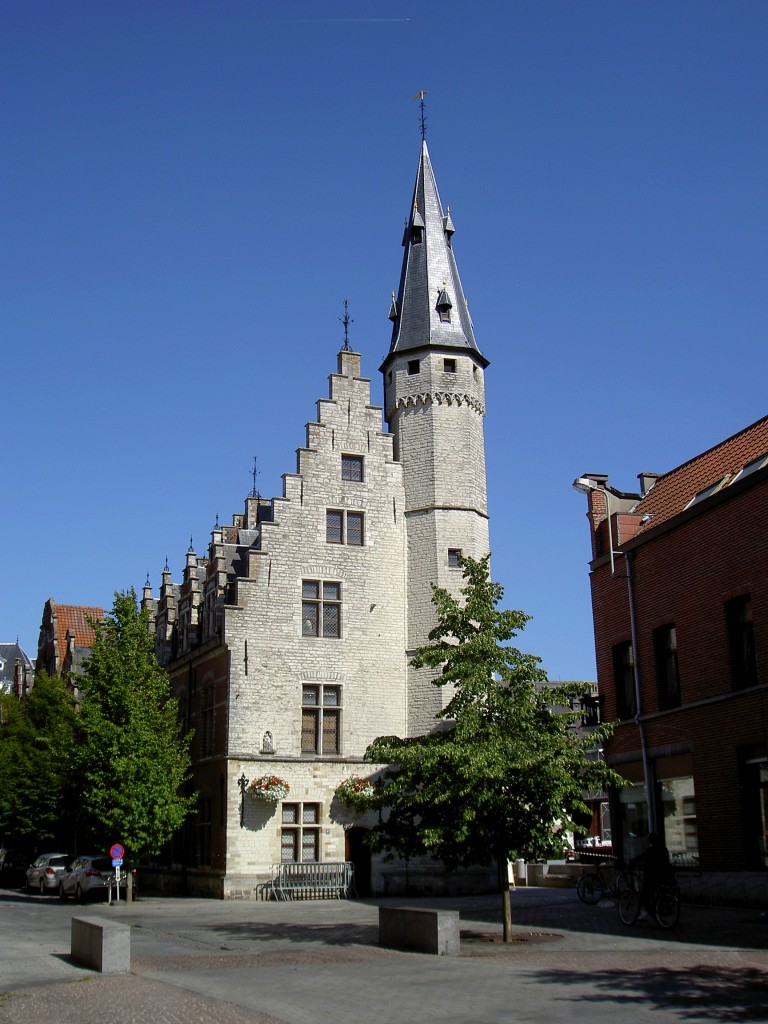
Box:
left=412, top=90, right=427, bottom=140
left=339, top=299, right=354, bottom=351
left=251, top=456, right=260, bottom=499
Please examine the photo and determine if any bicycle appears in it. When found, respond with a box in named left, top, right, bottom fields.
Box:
left=617, top=868, right=680, bottom=928
left=576, top=862, right=632, bottom=904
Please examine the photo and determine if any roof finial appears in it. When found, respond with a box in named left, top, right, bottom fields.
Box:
left=251, top=457, right=260, bottom=499
left=339, top=299, right=353, bottom=351
left=412, top=90, right=427, bottom=141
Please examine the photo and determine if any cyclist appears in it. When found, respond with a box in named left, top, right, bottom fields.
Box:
left=631, top=832, right=673, bottom=917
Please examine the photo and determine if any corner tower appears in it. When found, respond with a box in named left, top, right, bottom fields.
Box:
left=381, top=140, right=490, bottom=734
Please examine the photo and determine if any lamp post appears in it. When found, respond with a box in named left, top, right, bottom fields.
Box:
left=573, top=477, right=657, bottom=835
left=238, top=773, right=250, bottom=828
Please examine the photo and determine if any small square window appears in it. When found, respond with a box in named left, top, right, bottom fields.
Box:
left=341, top=455, right=364, bottom=481
left=444, top=358, right=457, bottom=373
left=448, top=548, right=462, bottom=567
left=407, top=360, right=420, bottom=376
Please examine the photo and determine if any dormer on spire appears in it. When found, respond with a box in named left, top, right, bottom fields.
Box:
left=382, top=140, right=487, bottom=369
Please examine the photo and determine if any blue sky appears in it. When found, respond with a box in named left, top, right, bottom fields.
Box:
left=2, top=1, right=767, bottom=679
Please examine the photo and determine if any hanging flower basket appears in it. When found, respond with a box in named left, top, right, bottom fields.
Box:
left=335, top=775, right=376, bottom=804
left=249, top=775, right=290, bottom=802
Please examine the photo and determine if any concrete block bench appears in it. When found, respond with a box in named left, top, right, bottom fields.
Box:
left=71, top=916, right=131, bottom=973
left=379, top=906, right=460, bottom=956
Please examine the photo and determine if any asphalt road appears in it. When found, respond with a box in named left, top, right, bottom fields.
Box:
left=1, top=884, right=767, bottom=1024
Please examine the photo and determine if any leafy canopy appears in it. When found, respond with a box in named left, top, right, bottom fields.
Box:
left=76, top=590, right=196, bottom=857
left=343, top=555, right=622, bottom=871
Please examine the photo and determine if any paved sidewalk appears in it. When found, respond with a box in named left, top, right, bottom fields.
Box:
left=1, top=886, right=766, bottom=1024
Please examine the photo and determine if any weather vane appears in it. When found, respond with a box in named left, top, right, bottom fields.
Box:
left=413, top=90, right=427, bottom=140
left=251, top=456, right=260, bottom=499
left=339, top=299, right=353, bottom=351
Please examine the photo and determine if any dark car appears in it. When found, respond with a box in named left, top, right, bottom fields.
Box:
left=26, top=852, right=70, bottom=894
left=58, top=855, right=125, bottom=902
left=0, top=848, right=35, bottom=888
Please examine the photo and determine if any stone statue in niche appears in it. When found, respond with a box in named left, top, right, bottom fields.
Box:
left=262, top=731, right=274, bottom=753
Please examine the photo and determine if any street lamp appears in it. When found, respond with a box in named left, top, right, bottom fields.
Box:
left=238, top=773, right=250, bottom=828
left=572, top=476, right=657, bottom=835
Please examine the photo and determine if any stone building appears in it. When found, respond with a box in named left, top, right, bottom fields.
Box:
left=573, top=414, right=768, bottom=879
left=0, top=642, right=34, bottom=697
left=143, top=139, right=492, bottom=898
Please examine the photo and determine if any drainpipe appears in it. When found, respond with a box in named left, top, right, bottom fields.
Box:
left=624, top=550, right=656, bottom=833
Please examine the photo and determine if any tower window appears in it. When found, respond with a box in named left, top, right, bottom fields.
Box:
left=341, top=454, right=364, bottom=482
left=302, top=580, right=342, bottom=638
left=411, top=226, right=424, bottom=244
left=301, top=684, right=341, bottom=755
left=407, top=360, right=420, bottom=376
left=326, top=510, right=364, bottom=546
left=444, top=359, right=457, bottom=373
left=448, top=548, right=462, bottom=567
left=438, top=308, right=452, bottom=324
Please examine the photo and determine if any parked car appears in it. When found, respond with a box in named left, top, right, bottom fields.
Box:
left=0, top=847, right=35, bottom=888
left=26, top=852, right=70, bottom=894
left=58, top=855, right=126, bottom=902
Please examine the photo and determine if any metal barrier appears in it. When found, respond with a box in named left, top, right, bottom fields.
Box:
left=269, top=861, right=354, bottom=901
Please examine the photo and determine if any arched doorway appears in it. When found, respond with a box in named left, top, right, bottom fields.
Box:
left=345, top=827, right=372, bottom=896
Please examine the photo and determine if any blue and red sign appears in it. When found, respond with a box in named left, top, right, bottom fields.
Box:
left=110, top=843, right=125, bottom=860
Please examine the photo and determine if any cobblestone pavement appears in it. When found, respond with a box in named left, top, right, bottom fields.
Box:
left=1, top=886, right=766, bottom=1024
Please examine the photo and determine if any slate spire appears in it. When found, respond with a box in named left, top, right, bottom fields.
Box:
left=384, top=141, right=487, bottom=367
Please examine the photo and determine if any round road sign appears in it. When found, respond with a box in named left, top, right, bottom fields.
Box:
left=110, top=843, right=125, bottom=860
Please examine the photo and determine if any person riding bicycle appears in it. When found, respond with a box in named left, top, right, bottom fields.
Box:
left=631, top=832, right=673, bottom=913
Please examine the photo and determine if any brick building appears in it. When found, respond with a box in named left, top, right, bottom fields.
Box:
left=142, top=139, right=493, bottom=898
left=36, top=600, right=104, bottom=682
left=574, top=415, right=768, bottom=874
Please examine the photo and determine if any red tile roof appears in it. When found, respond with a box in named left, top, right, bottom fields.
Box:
left=633, top=414, right=768, bottom=535
left=53, top=604, right=104, bottom=666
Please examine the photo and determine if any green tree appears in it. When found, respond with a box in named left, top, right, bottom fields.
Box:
left=0, top=672, right=77, bottom=848
left=76, top=591, right=195, bottom=868
left=341, top=555, right=623, bottom=941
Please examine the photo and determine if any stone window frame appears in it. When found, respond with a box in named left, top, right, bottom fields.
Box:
left=341, top=454, right=364, bottom=482
left=301, top=682, right=342, bottom=756
left=281, top=802, right=321, bottom=862
left=302, top=580, right=342, bottom=639
left=447, top=548, right=463, bottom=568
left=326, top=509, right=365, bottom=546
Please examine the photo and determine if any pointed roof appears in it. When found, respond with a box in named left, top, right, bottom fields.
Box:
left=382, top=141, right=488, bottom=368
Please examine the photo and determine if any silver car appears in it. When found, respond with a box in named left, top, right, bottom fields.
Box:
left=25, top=852, right=70, bottom=894
left=58, top=855, right=125, bottom=902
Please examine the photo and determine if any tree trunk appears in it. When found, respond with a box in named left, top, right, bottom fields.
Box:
left=126, top=869, right=134, bottom=904
left=498, top=852, right=512, bottom=942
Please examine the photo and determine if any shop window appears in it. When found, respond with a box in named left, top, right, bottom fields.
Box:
left=726, top=595, right=758, bottom=689
left=301, top=684, right=341, bottom=755
left=281, top=802, right=321, bottom=862
left=612, top=641, right=636, bottom=720
left=660, top=776, right=698, bottom=867
left=654, top=625, right=681, bottom=710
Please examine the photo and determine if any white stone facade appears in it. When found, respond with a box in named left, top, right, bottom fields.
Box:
left=143, top=142, right=493, bottom=898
